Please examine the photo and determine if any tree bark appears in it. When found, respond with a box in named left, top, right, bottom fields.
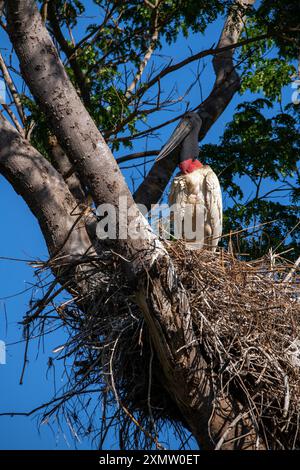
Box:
left=48, top=134, right=87, bottom=205
left=47, top=0, right=91, bottom=108
left=0, top=114, right=91, bottom=259
left=1, top=0, right=265, bottom=449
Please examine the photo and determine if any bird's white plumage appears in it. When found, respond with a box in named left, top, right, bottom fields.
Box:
left=168, top=165, right=222, bottom=250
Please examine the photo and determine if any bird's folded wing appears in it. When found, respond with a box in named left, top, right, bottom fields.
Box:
left=168, top=176, right=187, bottom=218
left=204, top=169, right=223, bottom=243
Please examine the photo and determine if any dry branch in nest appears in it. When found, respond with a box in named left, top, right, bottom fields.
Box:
left=18, top=242, right=300, bottom=450
left=168, top=244, right=300, bottom=449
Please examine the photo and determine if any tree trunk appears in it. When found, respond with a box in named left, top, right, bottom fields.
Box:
left=134, top=0, right=255, bottom=211
left=0, top=0, right=265, bottom=449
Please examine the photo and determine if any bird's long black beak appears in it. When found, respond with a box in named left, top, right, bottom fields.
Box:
left=155, top=118, right=192, bottom=162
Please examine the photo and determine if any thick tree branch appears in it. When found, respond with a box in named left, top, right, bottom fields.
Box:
left=1, top=103, right=24, bottom=136
left=5, top=0, right=264, bottom=449
left=47, top=0, right=91, bottom=108
left=6, top=0, right=160, bottom=262
left=125, top=0, right=162, bottom=98
left=198, top=0, right=256, bottom=137
left=134, top=0, right=256, bottom=210
left=0, top=115, right=91, bottom=259
left=48, top=134, right=87, bottom=205
left=131, top=33, right=269, bottom=104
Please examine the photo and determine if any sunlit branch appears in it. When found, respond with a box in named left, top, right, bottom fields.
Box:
left=47, top=0, right=91, bottom=108
left=1, top=104, right=24, bottom=136
left=130, top=33, right=270, bottom=103
left=0, top=51, right=25, bottom=125
left=125, top=0, right=162, bottom=98
left=116, top=150, right=159, bottom=164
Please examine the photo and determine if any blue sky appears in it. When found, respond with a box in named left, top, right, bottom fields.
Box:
left=0, top=1, right=296, bottom=450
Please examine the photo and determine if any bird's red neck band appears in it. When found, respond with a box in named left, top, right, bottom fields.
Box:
left=179, top=159, right=203, bottom=174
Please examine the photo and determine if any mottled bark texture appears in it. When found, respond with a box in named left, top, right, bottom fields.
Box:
left=134, top=0, right=256, bottom=211
left=0, top=0, right=265, bottom=449
left=0, top=115, right=91, bottom=259
left=47, top=0, right=91, bottom=108
left=48, top=135, right=87, bottom=204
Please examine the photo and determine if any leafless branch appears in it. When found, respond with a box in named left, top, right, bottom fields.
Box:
left=134, top=0, right=256, bottom=210
left=125, top=0, right=162, bottom=97
left=0, top=51, right=25, bottom=126
left=1, top=104, right=24, bottom=136
left=47, top=0, right=91, bottom=108
left=117, top=150, right=159, bottom=164
left=131, top=33, right=269, bottom=103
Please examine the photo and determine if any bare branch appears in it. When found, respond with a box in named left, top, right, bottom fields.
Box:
left=134, top=0, right=256, bottom=210
left=111, top=109, right=191, bottom=144
left=5, top=0, right=264, bottom=449
left=47, top=0, right=91, bottom=108
left=67, top=3, right=121, bottom=60
left=48, top=134, right=87, bottom=205
left=125, top=1, right=162, bottom=97
left=117, top=150, right=159, bottom=164
left=131, top=33, right=269, bottom=103
left=0, top=114, right=90, bottom=259
left=1, top=104, right=24, bottom=136
left=0, top=51, right=26, bottom=126
left=107, top=68, right=200, bottom=140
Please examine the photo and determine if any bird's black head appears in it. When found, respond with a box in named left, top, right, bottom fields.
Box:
left=156, top=112, right=202, bottom=163
left=179, top=112, right=202, bottom=163
left=183, top=112, right=202, bottom=129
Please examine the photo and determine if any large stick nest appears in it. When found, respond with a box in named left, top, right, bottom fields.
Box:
left=25, top=242, right=300, bottom=449
left=169, top=244, right=300, bottom=449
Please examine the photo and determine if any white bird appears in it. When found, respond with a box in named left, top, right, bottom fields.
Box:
left=156, top=112, right=222, bottom=250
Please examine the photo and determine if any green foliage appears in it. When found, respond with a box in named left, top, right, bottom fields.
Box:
left=48, top=0, right=85, bottom=27
left=37, top=0, right=229, bottom=138
left=238, top=16, right=297, bottom=101
left=202, top=99, right=300, bottom=258
left=241, top=58, right=296, bottom=101
left=21, top=95, right=51, bottom=159
left=30, top=1, right=300, bottom=259
left=254, top=0, right=300, bottom=59
left=11, top=0, right=299, bottom=452
left=36, top=0, right=299, bottom=136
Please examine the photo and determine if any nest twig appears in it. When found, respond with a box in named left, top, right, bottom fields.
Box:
left=15, top=242, right=300, bottom=450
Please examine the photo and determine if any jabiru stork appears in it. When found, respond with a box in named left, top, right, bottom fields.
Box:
left=156, top=112, right=222, bottom=250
